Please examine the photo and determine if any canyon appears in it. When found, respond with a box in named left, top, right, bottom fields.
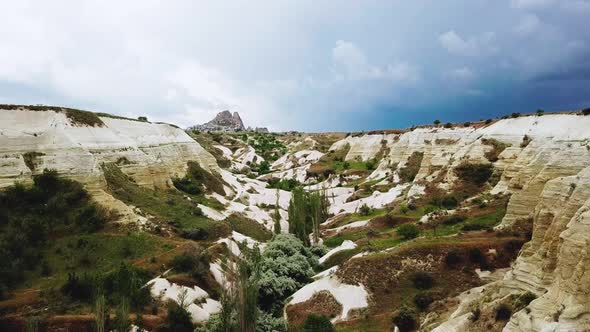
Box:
left=1, top=105, right=590, bottom=331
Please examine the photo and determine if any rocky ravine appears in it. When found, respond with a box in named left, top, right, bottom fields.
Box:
left=2, top=106, right=590, bottom=331
left=310, top=114, right=590, bottom=331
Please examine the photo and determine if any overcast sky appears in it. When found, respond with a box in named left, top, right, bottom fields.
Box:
left=1, top=0, right=589, bottom=131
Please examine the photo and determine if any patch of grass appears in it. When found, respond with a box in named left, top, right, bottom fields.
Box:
left=102, top=163, right=228, bottom=238
left=33, top=232, right=161, bottom=289
left=323, top=230, right=369, bottom=248
left=0, top=169, right=114, bottom=292
left=0, top=104, right=105, bottom=127
left=481, top=138, right=509, bottom=162
left=188, top=132, right=232, bottom=168
left=428, top=203, right=507, bottom=237
left=320, top=248, right=361, bottom=269
left=330, top=209, right=387, bottom=229
left=307, top=145, right=350, bottom=178
left=22, top=151, right=45, bottom=171
left=399, top=152, right=423, bottom=183
left=63, top=108, right=105, bottom=127
left=225, top=214, right=273, bottom=242
left=186, top=161, right=226, bottom=196
left=454, top=162, right=493, bottom=185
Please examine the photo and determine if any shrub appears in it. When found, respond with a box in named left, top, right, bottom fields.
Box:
left=467, top=248, right=489, bottom=268
left=160, top=303, right=194, bottom=332
left=171, top=253, right=197, bottom=272
left=399, top=151, right=424, bottom=183
left=303, top=314, right=334, bottom=332
left=138, top=116, right=148, bottom=122
left=358, top=204, right=372, bottom=216
left=454, top=163, right=493, bottom=185
left=504, top=239, right=524, bottom=254
left=520, top=135, right=532, bottom=148
left=510, top=112, right=521, bottom=118
left=397, top=224, right=419, bottom=240
left=516, top=291, right=537, bottom=308
left=258, top=234, right=318, bottom=314
left=445, top=249, right=463, bottom=267
left=61, top=272, right=94, bottom=301
left=392, top=305, right=417, bottom=332
left=170, top=251, right=210, bottom=281
left=444, top=122, right=453, bottom=128
left=414, top=293, right=433, bottom=311
left=433, top=120, right=441, bottom=125
left=461, top=223, right=490, bottom=232
left=442, top=215, right=465, bottom=225
left=440, top=196, right=458, bottom=209
left=464, top=122, right=471, bottom=127
left=485, top=119, right=492, bottom=124
left=411, top=271, right=434, bottom=289
left=536, top=109, right=544, bottom=116
left=181, top=228, right=209, bottom=241
left=172, top=176, right=202, bottom=195
left=495, top=303, right=512, bottom=320
left=582, top=108, right=590, bottom=116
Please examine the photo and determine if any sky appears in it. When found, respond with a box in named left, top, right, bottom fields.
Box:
left=1, top=0, right=589, bottom=132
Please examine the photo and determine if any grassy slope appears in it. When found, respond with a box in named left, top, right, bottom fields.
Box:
left=102, top=163, right=228, bottom=238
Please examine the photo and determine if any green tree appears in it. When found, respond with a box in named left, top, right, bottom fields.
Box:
left=397, top=224, right=420, bottom=240
left=113, top=298, right=130, bottom=332
left=94, top=294, right=107, bottom=332
left=433, top=119, right=441, bottom=125
left=273, top=189, right=281, bottom=235
left=288, top=187, right=309, bottom=245
left=303, top=314, right=334, bottom=332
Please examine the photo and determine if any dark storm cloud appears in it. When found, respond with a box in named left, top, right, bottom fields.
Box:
left=0, top=0, right=588, bottom=131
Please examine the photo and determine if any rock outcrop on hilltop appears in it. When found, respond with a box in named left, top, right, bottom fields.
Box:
left=192, top=110, right=246, bottom=132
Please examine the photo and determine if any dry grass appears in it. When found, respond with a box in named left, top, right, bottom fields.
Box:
left=286, top=291, right=343, bottom=327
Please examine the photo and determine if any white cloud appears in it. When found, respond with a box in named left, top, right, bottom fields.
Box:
left=511, top=0, right=556, bottom=9
left=514, top=14, right=541, bottom=36
left=561, top=0, right=590, bottom=12
left=438, top=30, right=497, bottom=56
left=445, top=67, right=477, bottom=81
left=332, top=40, right=418, bottom=82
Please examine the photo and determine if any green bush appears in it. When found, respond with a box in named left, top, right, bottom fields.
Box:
left=397, top=224, right=420, bottom=240
left=583, top=108, right=590, bottom=116
left=454, top=163, right=493, bottom=185
left=399, top=152, right=424, bottom=183
left=414, top=293, right=434, bottom=311
left=392, top=305, right=417, bottom=332
left=0, top=169, right=111, bottom=290
left=303, top=314, right=334, bottom=332
left=61, top=272, right=94, bottom=301
left=358, top=204, right=372, bottom=216
left=442, top=215, right=465, bottom=225
left=411, top=271, right=434, bottom=289
left=160, top=303, right=194, bottom=332
left=495, top=303, right=512, bottom=321
left=516, top=291, right=537, bottom=308
left=445, top=249, right=463, bottom=267
left=172, top=176, right=202, bottom=195
left=170, top=251, right=210, bottom=281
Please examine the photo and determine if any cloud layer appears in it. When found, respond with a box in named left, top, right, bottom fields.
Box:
left=0, top=1, right=589, bottom=131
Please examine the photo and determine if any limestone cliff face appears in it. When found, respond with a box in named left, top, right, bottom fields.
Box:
left=326, top=114, right=590, bottom=331
left=0, top=108, right=218, bottom=221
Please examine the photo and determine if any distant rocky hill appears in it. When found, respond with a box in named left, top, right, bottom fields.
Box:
left=191, top=110, right=245, bottom=132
